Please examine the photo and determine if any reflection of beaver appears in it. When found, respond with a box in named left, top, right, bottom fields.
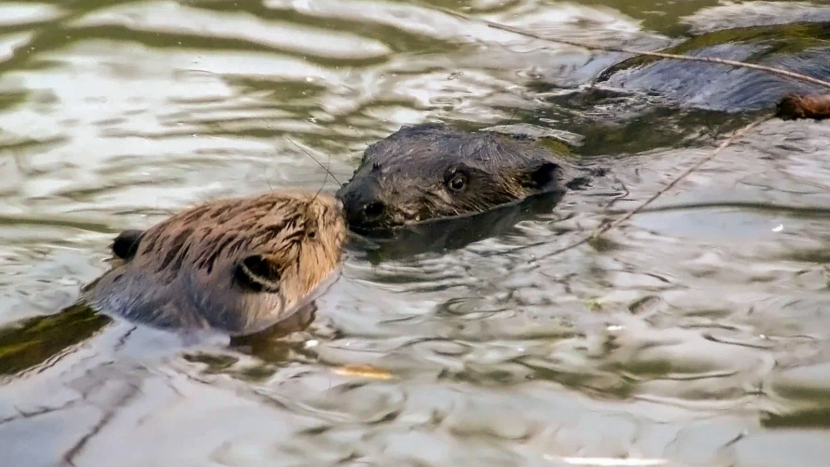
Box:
left=83, top=192, right=345, bottom=336
left=352, top=191, right=565, bottom=262
left=336, top=124, right=569, bottom=234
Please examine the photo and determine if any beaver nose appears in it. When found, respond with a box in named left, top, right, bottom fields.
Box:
left=336, top=182, right=390, bottom=231
left=362, top=201, right=385, bottom=220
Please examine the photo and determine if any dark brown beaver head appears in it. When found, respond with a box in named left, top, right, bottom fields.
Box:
left=84, top=191, right=345, bottom=336
left=335, top=124, right=567, bottom=235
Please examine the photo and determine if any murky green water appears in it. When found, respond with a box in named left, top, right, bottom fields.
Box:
left=2, top=0, right=830, bottom=466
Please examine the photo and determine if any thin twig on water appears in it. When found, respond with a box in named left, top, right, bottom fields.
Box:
left=593, top=119, right=764, bottom=236
left=435, top=7, right=830, bottom=91
left=528, top=118, right=767, bottom=261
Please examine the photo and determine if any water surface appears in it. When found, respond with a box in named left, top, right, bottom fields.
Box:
left=1, top=0, right=830, bottom=466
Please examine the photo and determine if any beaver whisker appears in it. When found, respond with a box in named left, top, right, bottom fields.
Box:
left=285, top=137, right=343, bottom=188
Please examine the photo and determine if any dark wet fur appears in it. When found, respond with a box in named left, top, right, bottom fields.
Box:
left=599, top=36, right=830, bottom=113
left=336, top=123, right=568, bottom=234
left=83, top=192, right=345, bottom=336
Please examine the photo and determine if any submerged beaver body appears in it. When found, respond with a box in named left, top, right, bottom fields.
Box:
left=336, top=124, right=569, bottom=235
left=84, top=191, right=345, bottom=336
left=596, top=22, right=830, bottom=113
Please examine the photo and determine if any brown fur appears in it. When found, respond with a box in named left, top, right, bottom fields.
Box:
left=83, top=191, right=345, bottom=335
left=776, top=94, right=830, bottom=120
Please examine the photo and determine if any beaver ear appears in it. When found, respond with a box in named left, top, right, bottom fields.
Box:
left=112, top=230, right=143, bottom=260
left=234, top=254, right=284, bottom=293
left=523, top=162, right=561, bottom=189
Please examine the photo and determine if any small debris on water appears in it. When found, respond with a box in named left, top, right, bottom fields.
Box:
left=585, top=298, right=604, bottom=311
left=332, top=364, right=396, bottom=380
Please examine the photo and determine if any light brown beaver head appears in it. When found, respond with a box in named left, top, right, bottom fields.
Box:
left=84, top=191, right=346, bottom=336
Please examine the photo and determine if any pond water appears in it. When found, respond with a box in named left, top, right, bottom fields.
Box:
left=1, top=0, right=830, bottom=466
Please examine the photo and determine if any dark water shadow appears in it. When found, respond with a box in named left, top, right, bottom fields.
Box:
left=181, top=303, right=320, bottom=378
left=229, top=302, right=317, bottom=352
left=762, top=408, right=830, bottom=429
left=0, top=292, right=320, bottom=380
left=0, top=303, right=112, bottom=377
left=348, top=191, right=565, bottom=263
left=525, top=86, right=761, bottom=157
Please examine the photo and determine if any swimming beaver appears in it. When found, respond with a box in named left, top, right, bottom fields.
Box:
left=776, top=94, right=830, bottom=120
left=336, top=123, right=569, bottom=234
left=83, top=191, right=345, bottom=336
left=596, top=23, right=830, bottom=113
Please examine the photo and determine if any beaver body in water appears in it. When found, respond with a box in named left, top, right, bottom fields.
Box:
left=776, top=94, right=830, bottom=120
left=336, top=123, right=570, bottom=235
left=83, top=191, right=345, bottom=336
left=595, top=22, right=830, bottom=113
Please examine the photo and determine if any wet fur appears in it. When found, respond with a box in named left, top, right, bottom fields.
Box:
left=336, top=124, right=567, bottom=233
left=776, top=94, right=830, bottom=120
left=599, top=39, right=830, bottom=113
left=84, top=191, right=345, bottom=335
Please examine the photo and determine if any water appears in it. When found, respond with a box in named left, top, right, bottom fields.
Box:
left=1, top=0, right=830, bottom=466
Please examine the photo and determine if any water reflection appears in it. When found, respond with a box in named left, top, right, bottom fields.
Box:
left=0, top=303, right=110, bottom=376
left=353, top=191, right=566, bottom=262
left=1, top=0, right=830, bottom=466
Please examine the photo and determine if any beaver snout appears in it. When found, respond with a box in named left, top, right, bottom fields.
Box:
left=337, top=180, right=400, bottom=233
left=362, top=200, right=386, bottom=220
left=342, top=195, right=393, bottom=233
left=347, top=199, right=386, bottom=229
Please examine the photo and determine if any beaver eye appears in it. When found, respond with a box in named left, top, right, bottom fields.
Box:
left=446, top=172, right=468, bottom=193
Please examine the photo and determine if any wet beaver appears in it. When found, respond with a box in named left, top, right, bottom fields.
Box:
left=336, top=123, right=569, bottom=235
left=83, top=191, right=345, bottom=336
left=776, top=94, right=830, bottom=120
left=595, top=22, right=830, bottom=113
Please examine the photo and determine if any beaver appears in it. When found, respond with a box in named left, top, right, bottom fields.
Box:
left=83, top=191, right=346, bottom=336
left=595, top=23, right=830, bottom=113
left=776, top=94, right=830, bottom=120
left=335, top=123, right=570, bottom=235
